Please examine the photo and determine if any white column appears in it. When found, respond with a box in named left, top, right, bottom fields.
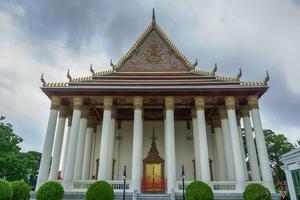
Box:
left=74, top=107, right=89, bottom=180
left=225, top=96, right=246, bottom=191
left=131, top=96, right=144, bottom=192
left=107, top=111, right=116, bottom=180
left=98, top=97, right=113, bottom=180
left=63, top=97, right=83, bottom=190
left=61, top=115, right=72, bottom=178
left=237, top=117, right=248, bottom=179
left=219, top=107, right=235, bottom=181
left=89, top=131, right=95, bottom=179
left=240, top=107, right=260, bottom=181
left=82, top=125, right=95, bottom=180
left=248, top=95, right=275, bottom=192
left=36, top=96, right=60, bottom=189
left=93, top=124, right=101, bottom=179
left=194, top=96, right=210, bottom=182
left=191, top=109, right=201, bottom=180
left=165, top=96, right=176, bottom=193
left=212, top=117, right=227, bottom=181
left=49, top=106, right=68, bottom=180
left=285, top=170, right=297, bottom=200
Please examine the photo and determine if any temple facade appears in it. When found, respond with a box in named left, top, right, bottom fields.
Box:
left=36, top=11, right=275, bottom=195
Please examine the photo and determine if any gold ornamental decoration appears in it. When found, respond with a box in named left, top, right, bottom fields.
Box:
left=194, top=96, right=205, bottom=111
left=50, top=96, right=61, bottom=110
left=225, top=96, right=236, bottom=110
left=165, top=96, right=174, bottom=110
left=247, top=95, right=259, bottom=110
left=240, top=106, right=250, bottom=118
left=103, top=97, right=113, bottom=110
left=133, top=96, right=143, bottom=110
left=144, top=43, right=163, bottom=63
left=73, top=97, right=83, bottom=111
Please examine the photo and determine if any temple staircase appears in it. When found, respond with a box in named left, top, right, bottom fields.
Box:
left=137, top=193, right=171, bottom=200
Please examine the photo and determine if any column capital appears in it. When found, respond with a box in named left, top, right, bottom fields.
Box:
left=73, top=97, right=83, bottom=111
left=59, top=106, right=69, bottom=118
left=80, top=106, right=90, bottom=119
left=165, top=96, right=174, bottom=110
left=212, top=115, right=221, bottom=128
left=225, top=96, right=236, bottom=110
left=247, top=95, right=259, bottom=110
left=240, top=106, right=250, bottom=118
left=103, top=96, right=113, bottom=110
left=219, top=106, right=228, bottom=119
left=194, top=96, right=205, bottom=111
left=50, top=96, right=61, bottom=110
left=133, top=96, right=143, bottom=110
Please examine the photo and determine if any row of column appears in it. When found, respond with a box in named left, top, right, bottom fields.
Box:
left=36, top=95, right=274, bottom=193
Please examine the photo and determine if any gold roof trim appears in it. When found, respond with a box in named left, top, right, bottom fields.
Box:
left=113, top=18, right=196, bottom=71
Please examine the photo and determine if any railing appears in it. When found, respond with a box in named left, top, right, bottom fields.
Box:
left=141, top=177, right=167, bottom=192
left=176, top=181, right=237, bottom=192
left=72, top=180, right=131, bottom=192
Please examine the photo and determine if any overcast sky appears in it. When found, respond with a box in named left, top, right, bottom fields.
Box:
left=0, top=0, right=299, bottom=152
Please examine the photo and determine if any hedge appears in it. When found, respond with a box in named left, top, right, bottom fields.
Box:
left=85, top=181, right=114, bottom=200
left=243, top=183, right=271, bottom=200
left=36, top=181, right=64, bottom=200
left=11, top=181, right=30, bottom=200
left=0, top=179, right=13, bottom=200
left=186, top=181, right=214, bottom=200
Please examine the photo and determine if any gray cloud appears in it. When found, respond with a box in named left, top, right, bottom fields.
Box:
left=0, top=0, right=299, bottom=152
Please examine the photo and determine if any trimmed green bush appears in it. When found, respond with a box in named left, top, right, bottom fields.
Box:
left=243, top=183, right=271, bottom=200
left=36, top=181, right=64, bottom=200
left=186, top=181, right=214, bottom=200
left=0, top=179, right=12, bottom=200
left=11, top=181, right=30, bottom=200
left=85, top=181, right=114, bottom=200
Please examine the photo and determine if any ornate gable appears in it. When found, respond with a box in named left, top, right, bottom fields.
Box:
left=112, top=9, right=197, bottom=72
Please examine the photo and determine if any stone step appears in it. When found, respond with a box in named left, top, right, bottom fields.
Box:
left=137, top=193, right=171, bottom=200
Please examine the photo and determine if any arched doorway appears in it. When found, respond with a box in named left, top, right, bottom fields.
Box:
left=141, top=131, right=166, bottom=193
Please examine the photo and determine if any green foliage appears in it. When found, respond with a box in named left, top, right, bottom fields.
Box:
left=85, top=181, right=114, bottom=200
left=0, top=179, right=13, bottom=200
left=186, top=181, right=214, bottom=200
left=11, top=181, right=30, bottom=200
left=243, top=183, right=271, bottom=200
left=36, top=181, right=64, bottom=200
left=264, top=129, right=295, bottom=190
left=0, top=117, right=41, bottom=189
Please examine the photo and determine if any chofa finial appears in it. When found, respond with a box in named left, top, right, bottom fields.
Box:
left=90, top=64, right=95, bottom=76
left=264, top=70, right=270, bottom=83
left=212, top=63, right=218, bottom=75
left=193, top=59, right=198, bottom=67
left=152, top=8, right=156, bottom=25
left=40, top=73, right=46, bottom=86
left=236, top=67, right=242, bottom=80
left=67, top=69, right=72, bottom=82
left=110, top=59, right=116, bottom=69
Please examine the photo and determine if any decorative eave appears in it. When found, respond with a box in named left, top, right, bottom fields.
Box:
left=112, top=10, right=197, bottom=71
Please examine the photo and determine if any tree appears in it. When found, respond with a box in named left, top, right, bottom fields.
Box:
left=264, top=129, right=295, bottom=191
left=0, top=116, right=41, bottom=189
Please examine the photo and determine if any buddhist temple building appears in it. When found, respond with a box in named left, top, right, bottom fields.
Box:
left=36, top=9, right=275, bottom=197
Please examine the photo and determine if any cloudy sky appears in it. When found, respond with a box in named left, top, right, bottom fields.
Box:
left=0, top=0, right=299, bottom=152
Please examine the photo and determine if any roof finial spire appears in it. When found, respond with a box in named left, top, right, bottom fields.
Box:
left=236, top=67, right=242, bottom=80
left=90, top=64, right=95, bottom=76
left=152, top=8, right=156, bottom=25
left=264, top=70, right=270, bottom=84
left=40, top=73, right=46, bottom=86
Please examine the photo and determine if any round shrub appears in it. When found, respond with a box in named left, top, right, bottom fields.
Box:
left=85, top=181, right=114, bottom=200
left=186, top=181, right=214, bottom=200
left=0, top=179, right=12, bottom=200
left=243, top=183, right=271, bottom=200
left=11, top=181, right=30, bottom=200
left=36, top=181, right=64, bottom=200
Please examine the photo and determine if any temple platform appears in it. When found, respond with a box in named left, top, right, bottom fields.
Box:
left=30, top=191, right=280, bottom=200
